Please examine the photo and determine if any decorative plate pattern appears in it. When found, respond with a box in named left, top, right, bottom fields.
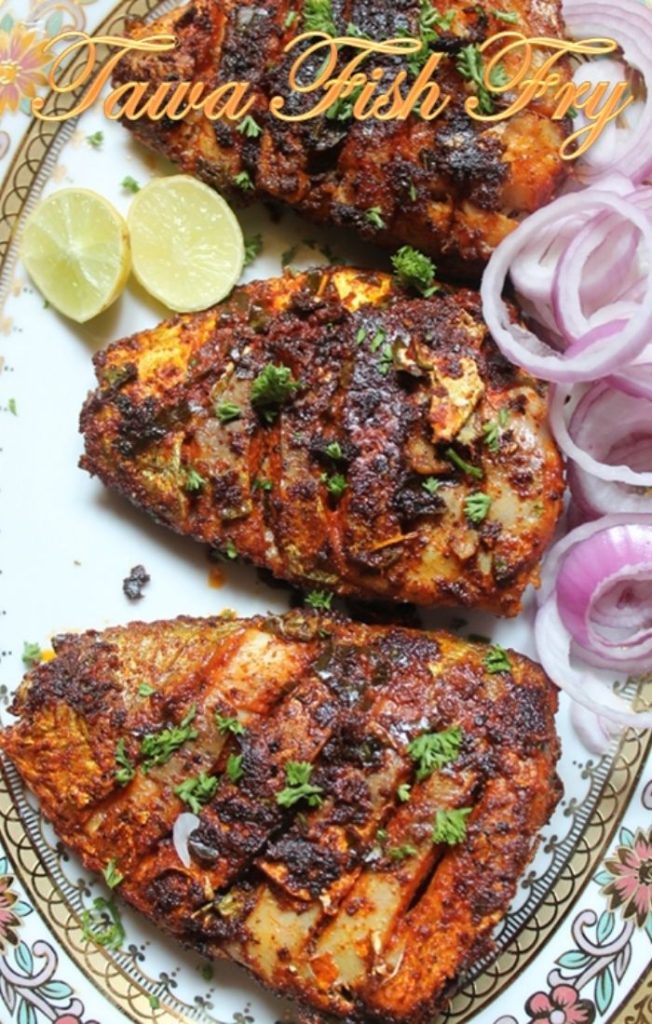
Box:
left=0, top=1, right=650, bottom=1021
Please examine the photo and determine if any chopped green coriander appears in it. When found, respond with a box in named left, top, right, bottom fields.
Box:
left=567, top=105, right=578, bottom=119
left=251, top=363, right=299, bottom=423
left=420, top=3, right=456, bottom=33
left=138, top=682, right=157, bottom=697
left=102, top=858, right=124, bottom=889
left=432, top=806, right=472, bottom=845
left=140, top=705, right=198, bottom=771
left=408, top=725, right=463, bottom=782
left=464, top=491, right=492, bottom=524
left=215, top=712, right=245, bottom=736
left=422, top=477, right=441, bottom=496
left=457, top=44, right=507, bottom=115
left=492, top=8, right=519, bottom=23
left=81, top=895, right=125, bottom=950
left=377, top=341, right=394, bottom=375
left=243, top=232, right=263, bottom=267
left=365, top=206, right=386, bottom=229
left=369, top=327, right=386, bottom=352
left=303, top=0, right=336, bottom=35
left=121, top=175, right=140, bottom=193
left=483, top=408, right=509, bottom=452
left=149, top=995, right=160, bottom=1009
left=215, top=399, right=242, bottom=424
left=237, top=114, right=262, bottom=138
left=226, top=752, right=244, bottom=783
left=376, top=827, right=388, bottom=844
left=22, top=641, right=43, bottom=668
left=484, top=644, right=512, bottom=674
left=224, top=539, right=238, bottom=560
left=355, top=326, right=368, bottom=344
left=86, top=131, right=103, bottom=148
left=391, top=246, right=438, bottom=296
left=388, top=844, right=417, bottom=861
left=326, top=85, right=362, bottom=122
left=284, top=9, right=298, bottom=28
left=305, top=589, right=333, bottom=610
left=397, top=783, right=411, bottom=803
left=8, top=398, right=17, bottom=416
left=233, top=170, right=254, bottom=191
left=252, top=477, right=273, bottom=492
left=445, top=447, right=483, bottom=480
left=324, top=440, right=344, bottom=461
left=184, top=468, right=206, bottom=493
left=174, top=771, right=219, bottom=814
left=115, top=738, right=135, bottom=786
left=321, top=472, right=347, bottom=498
left=277, top=761, right=324, bottom=808
left=408, top=179, right=418, bottom=202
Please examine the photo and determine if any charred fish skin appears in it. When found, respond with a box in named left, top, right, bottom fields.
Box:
left=79, top=268, right=564, bottom=616
left=1, top=612, right=562, bottom=1024
left=112, top=0, right=570, bottom=276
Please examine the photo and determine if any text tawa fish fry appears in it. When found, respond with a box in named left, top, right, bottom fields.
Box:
left=112, top=0, right=570, bottom=275
left=80, top=268, right=564, bottom=615
left=0, top=611, right=562, bottom=1024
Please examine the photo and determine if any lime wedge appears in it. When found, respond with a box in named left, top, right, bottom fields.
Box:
left=21, top=189, right=130, bottom=323
left=127, top=176, right=245, bottom=312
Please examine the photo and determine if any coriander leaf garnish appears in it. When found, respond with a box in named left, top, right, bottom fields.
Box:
left=251, top=363, right=299, bottom=423
left=174, top=771, right=219, bottom=813
left=324, top=441, right=344, bottom=461
left=7, top=398, right=17, bottom=416
left=321, top=472, right=347, bottom=498
left=237, top=115, right=262, bottom=138
left=243, top=233, right=263, bottom=267
left=115, top=738, right=135, bottom=786
left=369, top=327, right=386, bottom=352
left=305, top=589, right=333, bottom=610
left=86, top=131, right=103, bottom=148
left=184, top=468, right=206, bottom=493
left=422, top=477, right=441, bottom=496
left=303, top=0, right=336, bottom=35
left=81, top=895, right=125, bottom=950
left=233, top=170, right=254, bottom=191
left=483, top=408, right=509, bottom=452
left=464, top=491, right=492, bottom=524
left=397, top=783, right=411, bottom=802
left=215, top=399, right=242, bottom=424
left=391, top=246, right=438, bottom=296
left=121, top=176, right=140, bottom=193
left=365, top=206, right=386, bottom=230
left=276, top=761, right=324, bottom=808
left=432, top=806, right=472, bottom=845
left=138, top=682, right=157, bottom=697
left=355, top=326, right=368, bottom=344
left=284, top=10, right=298, bottom=28
left=456, top=44, right=507, bottom=115
left=22, top=641, right=43, bottom=668
left=445, top=447, right=483, bottom=480
left=492, top=8, right=519, bottom=23
left=140, top=704, right=198, bottom=771
left=388, top=844, right=417, bottom=861
left=215, top=712, right=245, bottom=736
left=408, top=725, right=463, bottom=782
left=252, top=477, right=273, bottom=492
left=226, top=752, right=244, bottom=783
left=102, top=858, right=124, bottom=889
left=484, top=644, right=512, bottom=674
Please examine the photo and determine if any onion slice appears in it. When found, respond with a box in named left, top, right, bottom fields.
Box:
left=173, top=812, right=199, bottom=868
left=481, top=191, right=652, bottom=383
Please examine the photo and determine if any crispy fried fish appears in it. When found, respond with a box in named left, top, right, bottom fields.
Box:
left=113, top=0, right=570, bottom=275
left=1, top=611, right=562, bottom=1023
left=80, top=268, right=564, bottom=615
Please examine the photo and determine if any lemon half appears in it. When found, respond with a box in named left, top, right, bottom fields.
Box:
left=21, top=189, right=130, bottom=323
left=127, top=176, right=245, bottom=312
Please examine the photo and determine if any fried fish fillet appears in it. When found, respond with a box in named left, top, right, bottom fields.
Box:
left=113, top=0, right=570, bottom=275
left=80, top=268, right=564, bottom=615
left=1, top=612, right=561, bottom=1023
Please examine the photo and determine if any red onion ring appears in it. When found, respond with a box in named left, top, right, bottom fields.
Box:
left=570, top=702, right=622, bottom=755
left=481, top=191, right=652, bottom=383
left=172, top=812, right=199, bottom=868
left=564, top=0, right=652, bottom=183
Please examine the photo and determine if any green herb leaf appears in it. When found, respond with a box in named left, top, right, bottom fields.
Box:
left=284, top=10, right=298, bottom=28
left=233, top=170, right=254, bottom=191
left=7, top=398, right=17, bottom=416
left=388, top=843, right=417, bottom=861
left=215, top=400, right=242, bottom=424
left=492, top=8, right=519, bottom=23
left=115, top=737, right=135, bottom=786
left=369, top=327, right=386, bottom=352
left=237, top=114, right=262, bottom=138
left=408, top=725, right=463, bottom=782
left=277, top=761, right=324, bottom=808
left=226, top=752, right=244, bottom=783
left=22, top=641, right=43, bottom=668
left=215, top=712, right=245, bottom=736
left=174, top=771, right=219, bottom=814
left=484, top=644, right=512, bottom=674
left=102, top=858, right=124, bottom=889
left=184, top=468, right=206, bottom=492
left=252, top=477, right=273, bottom=492
left=81, top=895, right=125, bottom=950
left=321, top=472, right=347, bottom=498
left=445, top=447, right=483, bottom=480
left=140, top=705, right=198, bottom=771
left=456, top=44, right=505, bottom=115
left=86, top=131, right=104, bottom=148
left=422, top=477, right=441, bottom=496
left=305, top=589, right=333, bottom=610
left=464, top=491, right=492, bottom=524
left=391, top=246, right=438, bottom=296
left=251, top=363, right=299, bottom=423
left=303, top=0, right=336, bottom=35
left=138, top=682, right=157, bottom=697
left=355, top=326, right=368, bottom=344
left=483, top=408, right=509, bottom=452
left=243, top=233, right=263, bottom=267
left=397, top=783, right=411, bottom=803
left=365, top=206, right=386, bottom=229
left=432, top=806, right=472, bottom=845
left=324, top=440, right=344, bottom=461
left=121, top=175, right=140, bottom=193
